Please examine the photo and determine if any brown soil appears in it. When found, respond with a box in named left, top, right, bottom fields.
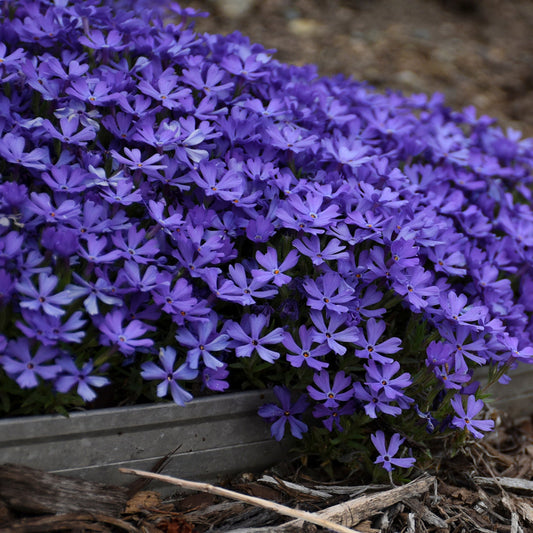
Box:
left=187, top=0, right=533, bottom=138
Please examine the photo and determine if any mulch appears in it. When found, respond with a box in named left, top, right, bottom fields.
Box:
left=1, top=408, right=532, bottom=532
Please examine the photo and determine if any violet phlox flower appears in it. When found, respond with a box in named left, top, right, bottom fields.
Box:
left=98, top=309, right=154, bottom=356
left=425, top=340, right=454, bottom=368
left=111, top=226, right=160, bottom=264
left=0, top=132, right=49, bottom=170
left=293, top=234, right=348, bottom=266
left=440, top=291, right=488, bottom=331
left=15, top=272, right=77, bottom=317
left=110, top=147, right=166, bottom=175
left=371, top=430, right=416, bottom=472
left=307, top=370, right=353, bottom=408
left=0, top=338, right=60, bottom=389
left=70, top=270, right=123, bottom=316
left=175, top=313, right=229, bottom=370
left=433, top=364, right=472, bottom=390
left=309, top=310, right=360, bottom=355
left=54, top=358, right=110, bottom=402
left=27, top=192, right=81, bottom=223
left=251, top=247, right=299, bottom=287
left=283, top=325, right=330, bottom=371
left=389, top=238, right=420, bottom=270
left=312, top=401, right=356, bottom=432
left=202, top=363, right=230, bottom=392
left=303, top=271, right=355, bottom=314
left=450, top=394, right=494, bottom=438
left=79, top=234, right=123, bottom=264
left=137, top=69, right=191, bottom=109
left=258, top=385, right=309, bottom=441
left=438, top=324, right=488, bottom=371
left=15, top=310, right=86, bottom=345
left=225, top=313, right=284, bottom=363
left=353, top=381, right=403, bottom=419
left=225, top=262, right=278, bottom=304
left=354, top=318, right=403, bottom=364
left=364, top=360, right=412, bottom=401
left=391, top=266, right=440, bottom=311
left=189, top=160, right=242, bottom=202
left=141, top=346, right=197, bottom=406
left=245, top=215, right=275, bottom=243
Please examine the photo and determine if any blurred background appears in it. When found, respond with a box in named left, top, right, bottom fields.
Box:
left=183, top=0, right=533, bottom=137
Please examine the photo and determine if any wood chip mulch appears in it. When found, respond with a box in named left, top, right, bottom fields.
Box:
left=1, top=410, right=533, bottom=533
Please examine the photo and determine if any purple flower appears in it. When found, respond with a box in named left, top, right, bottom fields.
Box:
left=309, top=310, right=360, bottom=355
left=353, top=382, right=402, bottom=418
left=354, top=318, right=403, bottom=364
left=16, top=310, right=86, bottom=346
left=303, top=272, right=355, bottom=313
left=16, top=273, right=76, bottom=317
left=245, top=215, right=275, bottom=243
left=0, top=132, right=49, bottom=170
left=79, top=234, right=123, bottom=264
left=307, top=370, right=353, bottom=408
left=284, top=325, right=330, bottom=370
left=225, top=314, right=284, bottom=363
left=450, top=394, right=494, bottom=438
left=41, top=116, right=96, bottom=146
left=66, top=78, right=117, bottom=105
left=371, top=430, right=416, bottom=471
left=364, top=361, right=412, bottom=401
left=190, top=161, right=242, bottom=202
left=182, top=63, right=234, bottom=95
left=293, top=235, right=348, bottom=266
left=202, top=364, right=230, bottom=392
left=41, top=226, right=79, bottom=257
left=110, top=148, right=166, bottom=176
left=312, top=401, right=356, bottom=432
left=27, top=192, right=81, bottom=223
left=55, top=358, right=110, bottom=402
left=225, top=263, right=278, bottom=304
left=175, top=314, right=229, bottom=370
left=440, top=291, right=487, bottom=331
left=70, top=271, right=123, bottom=316
left=391, top=266, right=440, bottom=311
left=321, top=137, right=372, bottom=169
left=137, top=69, right=191, bottom=109
left=1, top=339, right=60, bottom=389
left=251, top=248, right=299, bottom=287
left=79, top=29, right=127, bottom=51
left=389, top=238, right=420, bottom=270
left=439, top=324, right=487, bottom=371
left=258, top=386, right=308, bottom=441
left=98, top=309, right=154, bottom=356
left=111, top=227, right=159, bottom=264
left=141, top=347, right=197, bottom=406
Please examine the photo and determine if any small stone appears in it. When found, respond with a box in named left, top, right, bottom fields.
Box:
left=288, top=18, right=322, bottom=37
left=217, top=0, right=256, bottom=19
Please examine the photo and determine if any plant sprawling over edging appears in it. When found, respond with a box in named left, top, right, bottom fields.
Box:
left=1, top=0, right=532, bottom=477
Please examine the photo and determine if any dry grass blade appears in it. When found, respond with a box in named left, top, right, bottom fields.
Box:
left=119, top=468, right=363, bottom=533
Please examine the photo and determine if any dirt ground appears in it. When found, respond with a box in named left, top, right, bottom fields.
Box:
left=186, top=0, right=533, bottom=138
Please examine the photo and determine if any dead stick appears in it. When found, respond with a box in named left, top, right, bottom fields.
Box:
left=119, top=468, right=362, bottom=533
left=277, top=474, right=435, bottom=530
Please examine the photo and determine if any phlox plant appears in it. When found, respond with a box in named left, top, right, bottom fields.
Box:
left=1, top=0, right=533, bottom=480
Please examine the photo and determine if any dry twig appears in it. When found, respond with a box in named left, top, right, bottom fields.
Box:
left=119, top=468, right=363, bottom=533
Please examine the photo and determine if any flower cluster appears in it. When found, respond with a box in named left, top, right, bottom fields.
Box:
left=1, top=0, right=532, bottom=474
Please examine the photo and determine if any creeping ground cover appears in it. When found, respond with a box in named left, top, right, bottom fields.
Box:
left=0, top=0, right=533, bottom=479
